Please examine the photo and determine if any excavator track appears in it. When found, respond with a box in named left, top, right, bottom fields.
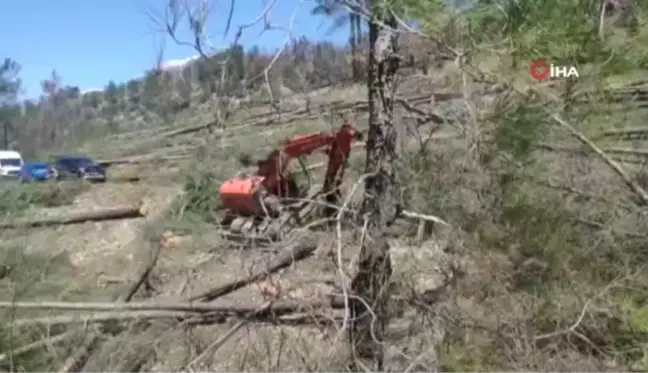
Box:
left=221, top=186, right=321, bottom=244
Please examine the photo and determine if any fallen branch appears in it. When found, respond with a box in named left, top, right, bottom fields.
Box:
left=524, top=177, right=635, bottom=210
left=535, top=142, right=648, bottom=165
left=181, top=301, right=273, bottom=370
left=548, top=112, right=648, bottom=206
left=594, top=147, right=648, bottom=157
left=401, top=209, right=451, bottom=227
left=152, top=91, right=456, bottom=140
left=8, top=310, right=341, bottom=329
left=0, top=330, right=80, bottom=363
left=5, top=300, right=345, bottom=328
left=575, top=218, right=645, bottom=238
left=0, top=206, right=144, bottom=230
left=123, top=244, right=161, bottom=302
left=58, top=332, right=98, bottom=373
left=188, top=236, right=318, bottom=302
left=53, top=237, right=316, bottom=371
left=307, top=160, right=451, bottom=228
left=97, top=154, right=192, bottom=167
left=107, top=85, right=461, bottom=144
left=395, top=97, right=445, bottom=125
left=56, top=234, right=162, bottom=372
left=536, top=142, right=648, bottom=158
left=0, top=300, right=326, bottom=313
left=599, top=126, right=648, bottom=139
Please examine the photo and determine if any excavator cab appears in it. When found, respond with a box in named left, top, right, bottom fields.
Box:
left=219, top=153, right=308, bottom=216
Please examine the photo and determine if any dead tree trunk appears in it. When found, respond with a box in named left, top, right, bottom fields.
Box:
left=348, top=7, right=400, bottom=372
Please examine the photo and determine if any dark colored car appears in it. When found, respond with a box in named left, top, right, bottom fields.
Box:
left=18, top=161, right=56, bottom=183
left=50, top=156, right=107, bottom=182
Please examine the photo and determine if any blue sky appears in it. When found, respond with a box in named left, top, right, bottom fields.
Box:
left=1, top=0, right=348, bottom=99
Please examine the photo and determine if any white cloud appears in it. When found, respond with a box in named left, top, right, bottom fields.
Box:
left=81, top=88, right=102, bottom=94
left=160, top=55, right=199, bottom=70
left=77, top=54, right=200, bottom=97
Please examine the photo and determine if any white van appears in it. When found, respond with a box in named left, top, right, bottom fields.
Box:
left=0, top=150, right=24, bottom=177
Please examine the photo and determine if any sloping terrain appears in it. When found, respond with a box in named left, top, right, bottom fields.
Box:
left=0, top=174, right=183, bottom=301
left=4, top=69, right=648, bottom=371
left=0, top=78, right=458, bottom=371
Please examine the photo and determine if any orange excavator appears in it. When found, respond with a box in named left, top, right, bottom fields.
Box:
left=218, top=123, right=362, bottom=241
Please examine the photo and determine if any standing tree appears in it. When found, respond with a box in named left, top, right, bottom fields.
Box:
left=349, top=12, right=362, bottom=80
left=348, top=0, right=400, bottom=370
left=0, top=58, right=21, bottom=149
left=40, top=70, right=64, bottom=146
left=312, top=0, right=363, bottom=81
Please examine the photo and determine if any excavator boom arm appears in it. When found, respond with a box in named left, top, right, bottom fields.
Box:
left=220, top=124, right=359, bottom=216
left=258, top=124, right=357, bottom=193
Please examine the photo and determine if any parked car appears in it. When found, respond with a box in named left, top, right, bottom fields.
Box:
left=50, top=155, right=107, bottom=182
left=0, top=150, right=24, bottom=179
left=18, top=161, right=56, bottom=183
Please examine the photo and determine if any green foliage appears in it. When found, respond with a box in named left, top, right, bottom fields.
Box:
left=494, top=95, right=548, bottom=162
left=399, top=152, right=447, bottom=216
left=0, top=58, right=21, bottom=148
left=0, top=181, right=88, bottom=216
left=174, top=169, right=222, bottom=223
left=440, top=341, right=499, bottom=372
left=498, top=181, right=581, bottom=261
left=465, top=0, right=602, bottom=62
left=387, top=0, right=446, bottom=22
left=0, top=58, right=21, bottom=98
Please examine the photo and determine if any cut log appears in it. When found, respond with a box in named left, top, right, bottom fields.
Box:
left=0, top=299, right=341, bottom=315
left=151, top=91, right=461, bottom=140
left=548, top=112, right=648, bottom=206
left=97, top=154, right=192, bottom=167
left=536, top=142, right=648, bottom=165
left=598, top=147, right=648, bottom=157
left=7, top=308, right=343, bottom=328
left=600, top=126, right=648, bottom=138
left=0, top=206, right=144, bottom=230
left=3, top=297, right=348, bottom=330
left=188, top=236, right=319, bottom=302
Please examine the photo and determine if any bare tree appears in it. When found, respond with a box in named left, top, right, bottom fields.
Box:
left=312, top=0, right=364, bottom=81
left=40, top=70, right=64, bottom=147
left=348, top=2, right=401, bottom=371
left=146, top=0, right=299, bottom=128
left=0, top=58, right=21, bottom=149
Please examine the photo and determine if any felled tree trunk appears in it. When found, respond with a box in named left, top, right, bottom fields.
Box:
left=0, top=206, right=144, bottom=229
left=348, top=6, right=400, bottom=372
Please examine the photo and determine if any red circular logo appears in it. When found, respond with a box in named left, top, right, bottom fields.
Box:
left=529, top=60, right=550, bottom=81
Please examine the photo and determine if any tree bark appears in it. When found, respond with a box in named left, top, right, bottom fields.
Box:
left=348, top=7, right=400, bottom=372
